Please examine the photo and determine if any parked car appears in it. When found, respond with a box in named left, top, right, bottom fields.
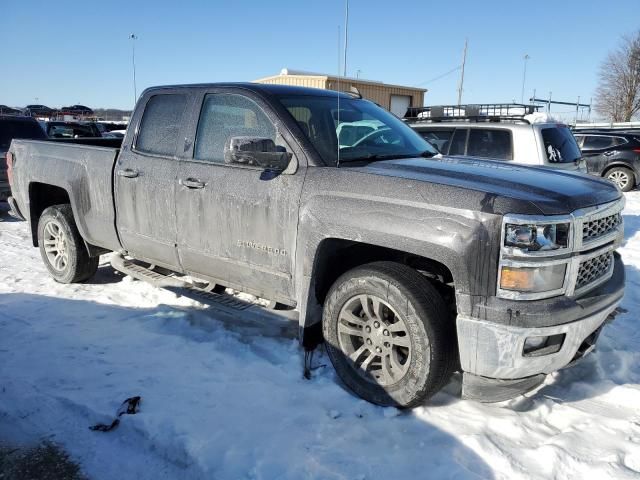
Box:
left=45, top=121, right=102, bottom=138
left=59, top=105, right=93, bottom=116
left=24, top=104, right=56, bottom=117
left=0, top=105, right=22, bottom=116
left=0, top=116, right=47, bottom=201
left=573, top=131, right=640, bottom=192
left=7, top=84, right=625, bottom=407
left=406, top=104, right=587, bottom=173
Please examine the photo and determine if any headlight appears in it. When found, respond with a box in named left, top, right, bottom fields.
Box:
left=500, top=264, right=566, bottom=293
left=504, top=223, right=570, bottom=252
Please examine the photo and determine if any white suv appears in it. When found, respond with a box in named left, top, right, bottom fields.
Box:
left=406, top=108, right=587, bottom=173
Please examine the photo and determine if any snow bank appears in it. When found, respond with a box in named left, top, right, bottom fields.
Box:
left=523, top=112, right=559, bottom=124
left=1, top=196, right=640, bottom=479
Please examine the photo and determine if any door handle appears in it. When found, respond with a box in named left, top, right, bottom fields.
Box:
left=604, top=151, right=616, bottom=156
left=180, top=178, right=205, bottom=189
left=117, top=168, right=139, bottom=178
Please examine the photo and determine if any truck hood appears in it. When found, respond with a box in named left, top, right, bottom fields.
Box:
left=349, top=156, right=621, bottom=215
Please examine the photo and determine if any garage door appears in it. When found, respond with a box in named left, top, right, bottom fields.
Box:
left=390, top=95, right=411, bottom=117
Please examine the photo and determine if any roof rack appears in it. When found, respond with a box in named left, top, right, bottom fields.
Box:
left=404, top=103, right=542, bottom=124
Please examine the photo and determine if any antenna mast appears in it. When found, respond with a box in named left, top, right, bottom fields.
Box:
left=343, top=0, right=349, bottom=77
left=457, top=38, right=468, bottom=106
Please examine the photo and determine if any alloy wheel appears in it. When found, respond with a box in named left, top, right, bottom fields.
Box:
left=608, top=170, right=630, bottom=190
left=42, top=220, right=69, bottom=271
left=337, top=294, right=418, bottom=386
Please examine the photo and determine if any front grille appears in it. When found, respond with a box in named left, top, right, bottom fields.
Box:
left=576, top=252, right=613, bottom=290
left=582, top=213, right=622, bottom=242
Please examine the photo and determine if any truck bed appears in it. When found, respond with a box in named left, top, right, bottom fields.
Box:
left=10, top=138, right=123, bottom=252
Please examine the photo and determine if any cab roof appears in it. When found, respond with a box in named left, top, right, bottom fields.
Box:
left=144, top=82, right=355, bottom=99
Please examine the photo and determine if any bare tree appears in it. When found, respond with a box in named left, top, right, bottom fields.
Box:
left=595, top=31, right=640, bottom=122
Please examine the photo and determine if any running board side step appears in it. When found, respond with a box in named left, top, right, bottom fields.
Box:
left=110, top=254, right=253, bottom=311
left=111, top=254, right=188, bottom=288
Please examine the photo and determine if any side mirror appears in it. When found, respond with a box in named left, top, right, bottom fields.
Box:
left=224, top=136, right=292, bottom=171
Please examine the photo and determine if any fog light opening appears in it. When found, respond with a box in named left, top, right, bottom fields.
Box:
left=523, top=333, right=565, bottom=357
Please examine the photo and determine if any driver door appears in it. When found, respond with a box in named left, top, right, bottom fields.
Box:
left=175, top=89, right=305, bottom=303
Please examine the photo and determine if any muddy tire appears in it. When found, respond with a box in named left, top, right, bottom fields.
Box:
left=323, top=261, right=456, bottom=408
left=37, top=204, right=99, bottom=283
left=606, top=166, right=635, bottom=192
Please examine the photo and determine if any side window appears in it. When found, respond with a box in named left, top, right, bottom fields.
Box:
left=574, top=135, right=584, bottom=148
left=583, top=136, right=613, bottom=150
left=449, top=129, right=468, bottom=155
left=420, top=129, right=454, bottom=153
left=611, top=136, right=628, bottom=146
left=467, top=129, right=513, bottom=160
left=194, top=93, right=276, bottom=164
left=136, top=94, right=187, bottom=156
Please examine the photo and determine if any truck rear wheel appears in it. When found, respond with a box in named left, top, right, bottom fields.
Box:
left=37, top=204, right=99, bottom=283
left=322, top=261, right=456, bottom=408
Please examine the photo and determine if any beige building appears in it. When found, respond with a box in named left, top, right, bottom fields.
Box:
left=253, top=68, right=426, bottom=117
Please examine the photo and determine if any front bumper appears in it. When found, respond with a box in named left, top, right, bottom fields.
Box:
left=457, top=253, right=624, bottom=400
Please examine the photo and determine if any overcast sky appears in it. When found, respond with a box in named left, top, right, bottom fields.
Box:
left=2, top=0, right=638, bottom=115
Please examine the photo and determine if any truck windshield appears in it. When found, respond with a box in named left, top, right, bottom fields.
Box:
left=0, top=120, right=47, bottom=150
left=278, top=95, right=437, bottom=165
left=541, top=126, right=582, bottom=163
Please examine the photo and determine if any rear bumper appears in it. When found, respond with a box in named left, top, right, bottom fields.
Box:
left=457, top=253, right=624, bottom=400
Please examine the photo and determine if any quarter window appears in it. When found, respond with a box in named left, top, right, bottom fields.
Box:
left=467, top=129, right=513, bottom=160
left=194, top=94, right=276, bottom=163
left=136, top=94, right=187, bottom=156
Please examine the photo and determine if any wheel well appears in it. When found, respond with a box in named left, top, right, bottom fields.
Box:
left=312, top=239, right=455, bottom=310
left=28, top=183, right=71, bottom=246
left=602, top=164, right=636, bottom=180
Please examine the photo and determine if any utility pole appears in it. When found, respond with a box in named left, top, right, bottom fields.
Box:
left=521, top=54, right=530, bottom=103
left=130, top=34, right=138, bottom=106
left=457, top=38, right=468, bottom=106
left=343, top=0, right=349, bottom=77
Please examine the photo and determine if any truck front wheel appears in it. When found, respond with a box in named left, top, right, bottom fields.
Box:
left=323, top=261, right=456, bottom=408
left=37, top=204, right=99, bottom=283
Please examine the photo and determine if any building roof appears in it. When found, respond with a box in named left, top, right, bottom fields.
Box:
left=254, top=68, right=427, bottom=93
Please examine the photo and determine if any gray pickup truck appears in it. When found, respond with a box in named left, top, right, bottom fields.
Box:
left=6, top=83, right=625, bottom=407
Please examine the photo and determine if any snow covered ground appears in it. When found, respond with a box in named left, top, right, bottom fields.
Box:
left=1, top=194, right=639, bottom=480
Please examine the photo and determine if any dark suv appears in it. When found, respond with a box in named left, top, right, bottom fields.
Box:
left=0, top=116, right=47, bottom=201
left=573, top=131, right=640, bottom=191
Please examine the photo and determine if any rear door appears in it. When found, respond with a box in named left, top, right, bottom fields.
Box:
left=114, top=90, right=193, bottom=269
left=581, top=135, right=616, bottom=174
left=175, top=88, right=305, bottom=303
left=466, top=128, right=513, bottom=160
